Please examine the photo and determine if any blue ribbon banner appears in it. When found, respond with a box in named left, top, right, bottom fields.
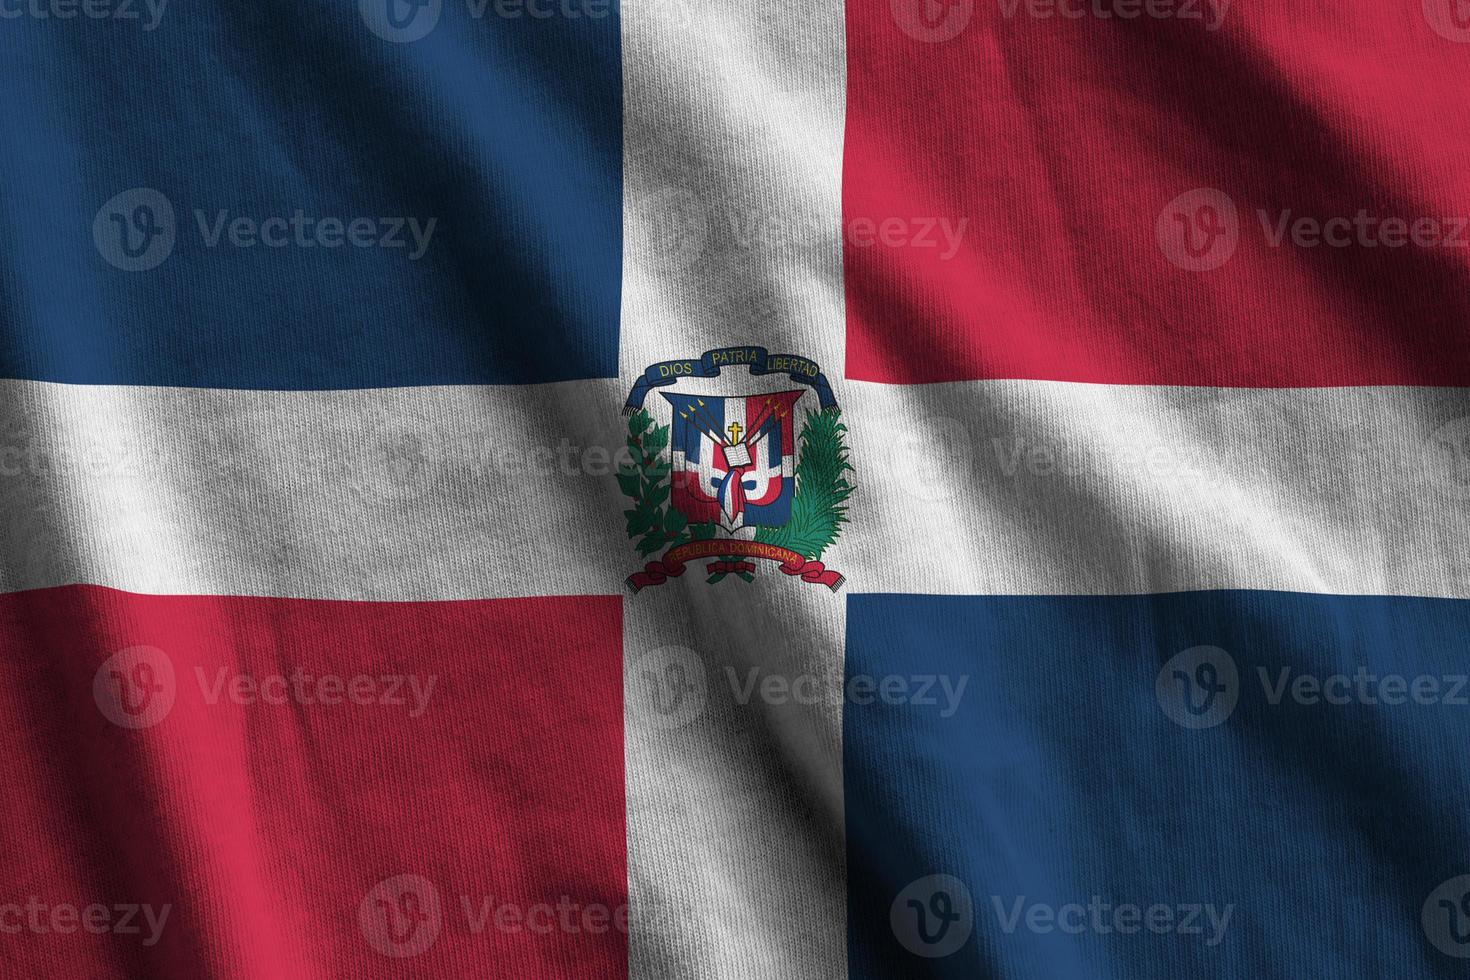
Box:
left=624, top=347, right=838, bottom=415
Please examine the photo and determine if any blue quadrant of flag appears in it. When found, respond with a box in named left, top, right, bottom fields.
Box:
left=845, top=591, right=1470, bottom=979
left=0, top=3, right=622, bottom=388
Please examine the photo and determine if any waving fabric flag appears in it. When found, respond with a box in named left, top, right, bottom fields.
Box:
left=1, top=1, right=1469, bottom=978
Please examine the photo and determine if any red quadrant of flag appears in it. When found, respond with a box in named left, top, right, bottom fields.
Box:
left=0, top=585, right=626, bottom=979
left=844, top=4, right=1470, bottom=386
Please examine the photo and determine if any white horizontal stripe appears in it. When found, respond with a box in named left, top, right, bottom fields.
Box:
left=845, top=380, right=1470, bottom=598
left=0, top=378, right=628, bottom=601
left=3, top=378, right=1464, bottom=599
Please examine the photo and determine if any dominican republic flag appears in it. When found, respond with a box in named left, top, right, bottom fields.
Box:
left=663, top=391, right=802, bottom=531
left=4, top=3, right=1470, bottom=980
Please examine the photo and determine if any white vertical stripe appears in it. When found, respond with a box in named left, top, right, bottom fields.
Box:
left=619, top=0, right=851, bottom=974
left=623, top=586, right=847, bottom=980
left=619, top=0, right=848, bottom=378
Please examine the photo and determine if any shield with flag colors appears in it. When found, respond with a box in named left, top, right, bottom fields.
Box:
left=661, top=390, right=804, bottom=532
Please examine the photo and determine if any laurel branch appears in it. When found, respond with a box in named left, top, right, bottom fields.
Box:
left=619, top=411, right=716, bottom=560
left=754, top=407, right=853, bottom=560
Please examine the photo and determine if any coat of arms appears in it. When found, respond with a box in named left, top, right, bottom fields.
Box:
left=619, top=347, right=852, bottom=592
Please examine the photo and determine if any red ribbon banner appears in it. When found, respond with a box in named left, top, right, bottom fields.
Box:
left=627, top=539, right=845, bottom=593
